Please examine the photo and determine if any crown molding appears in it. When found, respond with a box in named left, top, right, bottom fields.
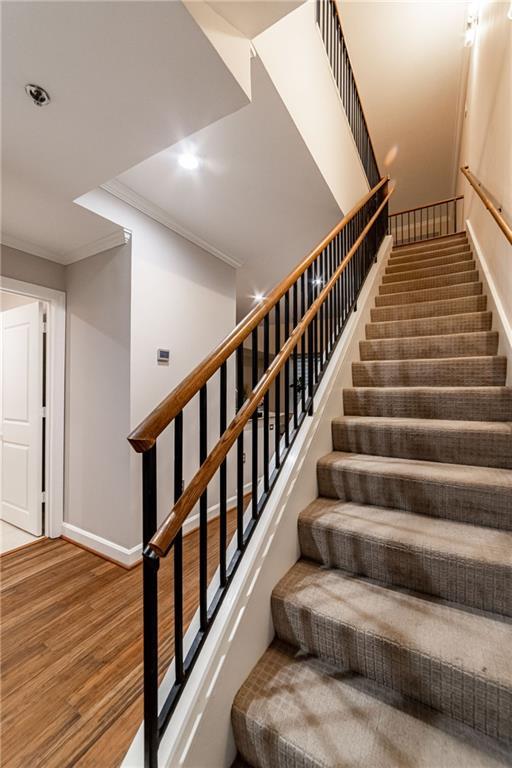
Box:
left=64, top=228, right=131, bottom=264
left=100, top=179, right=242, bottom=269
left=0, top=233, right=61, bottom=262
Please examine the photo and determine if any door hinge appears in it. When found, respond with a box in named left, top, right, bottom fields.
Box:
left=41, top=406, right=47, bottom=417
left=41, top=491, right=47, bottom=503
left=42, top=321, right=47, bottom=333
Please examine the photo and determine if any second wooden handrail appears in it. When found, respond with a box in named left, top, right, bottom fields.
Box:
left=128, top=176, right=388, bottom=453
left=461, top=166, right=512, bottom=245
left=149, top=185, right=393, bottom=557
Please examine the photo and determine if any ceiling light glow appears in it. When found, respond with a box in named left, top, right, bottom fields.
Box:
left=178, top=153, right=200, bottom=170
left=253, top=292, right=265, bottom=303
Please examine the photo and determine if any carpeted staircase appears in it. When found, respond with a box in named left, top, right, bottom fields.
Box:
left=231, top=231, right=512, bottom=767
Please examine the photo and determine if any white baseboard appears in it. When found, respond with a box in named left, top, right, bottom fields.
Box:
left=61, top=522, right=141, bottom=568
left=466, top=219, right=512, bottom=385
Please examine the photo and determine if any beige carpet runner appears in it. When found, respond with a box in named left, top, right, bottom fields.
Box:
left=231, top=231, right=512, bottom=767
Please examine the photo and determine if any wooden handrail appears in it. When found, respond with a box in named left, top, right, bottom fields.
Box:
left=128, top=176, right=388, bottom=453
left=390, top=195, right=463, bottom=217
left=149, top=185, right=393, bottom=557
left=461, top=166, right=512, bottom=246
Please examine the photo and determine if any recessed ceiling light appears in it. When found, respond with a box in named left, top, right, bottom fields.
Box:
left=253, top=292, right=265, bottom=303
left=178, top=153, right=200, bottom=170
left=25, top=83, right=51, bottom=107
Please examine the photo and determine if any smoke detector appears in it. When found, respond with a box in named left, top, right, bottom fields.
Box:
left=25, top=84, right=51, bottom=107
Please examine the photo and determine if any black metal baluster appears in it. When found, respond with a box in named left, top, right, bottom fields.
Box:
left=219, top=365, right=227, bottom=587
left=284, top=291, right=290, bottom=447
left=307, top=268, right=314, bottom=414
left=251, top=328, right=259, bottom=519
left=236, top=345, right=244, bottom=551
left=263, top=315, right=270, bottom=492
left=173, top=413, right=184, bottom=683
left=292, top=282, right=298, bottom=430
left=275, top=301, right=282, bottom=464
left=199, top=385, right=208, bottom=630
left=300, top=273, right=306, bottom=415
left=142, top=445, right=158, bottom=768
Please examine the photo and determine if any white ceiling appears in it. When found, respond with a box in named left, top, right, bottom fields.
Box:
left=207, top=0, right=304, bottom=38
left=1, top=1, right=249, bottom=262
left=340, top=1, right=468, bottom=213
left=112, top=57, right=341, bottom=318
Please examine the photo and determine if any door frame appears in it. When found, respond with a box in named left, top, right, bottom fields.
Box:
left=0, top=277, right=65, bottom=538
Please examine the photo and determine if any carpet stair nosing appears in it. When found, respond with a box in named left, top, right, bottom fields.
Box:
left=352, top=355, right=507, bottom=387
left=374, top=281, right=483, bottom=308
left=360, top=330, right=498, bottom=361
left=317, top=451, right=512, bottom=529
left=331, top=414, right=512, bottom=468
left=386, top=250, right=473, bottom=274
left=342, top=386, right=512, bottom=422
left=379, top=269, right=479, bottom=296
left=232, top=641, right=512, bottom=768
left=298, top=498, right=512, bottom=615
left=370, top=295, right=487, bottom=323
left=382, top=259, right=475, bottom=284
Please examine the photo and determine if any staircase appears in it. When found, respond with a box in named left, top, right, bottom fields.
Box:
left=232, top=230, right=512, bottom=767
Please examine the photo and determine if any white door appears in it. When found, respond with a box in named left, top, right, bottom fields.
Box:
left=1, top=301, right=44, bottom=535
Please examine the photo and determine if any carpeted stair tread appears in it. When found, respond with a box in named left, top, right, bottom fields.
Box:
left=389, top=244, right=471, bottom=267
left=379, top=268, right=478, bottom=295
left=382, top=258, right=475, bottom=284
left=331, top=415, right=512, bottom=468
left=352, top=355, right=506, bottom=387
left=342, top=386, right=512, bottom=421
left=271, top=560, right=512, bottom=742
left=232, top=641, right=512, bottom=768
left=360, top=331, right=498, bottom=360
left=367, top=311, right=491, bottom=340
left=375, top=280, right=482, bottom=307
left=391, top=233, right=468, bottom=256
left=386, top=250, right=473, bottom=274
left=298, top=498, right=512, bottom=615
left=371, top=295, right=487, bottom=323
left=317, top=451, right=512, bottom=529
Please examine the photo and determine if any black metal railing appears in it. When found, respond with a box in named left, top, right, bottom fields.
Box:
left=129, top=178, right=391, bottom=767
left=317, top=0, right=380, bottom=188
left=388, top=195, right=464, bottom=246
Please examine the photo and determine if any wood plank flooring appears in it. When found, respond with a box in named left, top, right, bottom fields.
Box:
left=0, top=513, right=237, bottom=767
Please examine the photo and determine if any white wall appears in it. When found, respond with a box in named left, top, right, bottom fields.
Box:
left=65, top=243, right=134, bottom=549
left=458, top=1, right=512, bottom=323
left=78, top=188, right=238, bottom=547
left=253, top=0, right=369, bottom=214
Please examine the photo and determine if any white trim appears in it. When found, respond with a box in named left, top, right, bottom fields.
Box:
left=0, top=277, right=66, bottom=538
left=466, top=219, right=512, bottom=384
left=122, top=236, right=392, bottom=768
left=101, top=180, right=243, bottom=269
left=64, top=228, right=131, bottom=264
left=61, top=522, right=141, bottom=568
left=1, top=233, right=60, bottom=262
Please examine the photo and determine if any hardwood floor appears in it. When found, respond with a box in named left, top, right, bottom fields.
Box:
left=0, top=513, right=238, bottom=767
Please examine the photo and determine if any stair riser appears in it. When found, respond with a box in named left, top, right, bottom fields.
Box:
left=352, top=357, right=506, bottom=387
left=383, top=260, right=475, bottom=284
left=391, top=236, right=468, bottom=257
left=342, top=388, right=512, bottom=422
left=389, top=245, right=470, bottom=266
left=317, top=464, right=512, bottom=530
left=332, top=421, right=512, bottom=468
left=379, top=270, right=478, bottom=296
left=271, top=595, right=512, bottom=743
left=386, top=250, right=472, bottom=275
left=360, top=332, right=498, bottom=361
left=374, top=282, right=482, bottom=308
left=298, top=523, right=512, bottom=616
left=370, top=295, right=487, bottom=323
